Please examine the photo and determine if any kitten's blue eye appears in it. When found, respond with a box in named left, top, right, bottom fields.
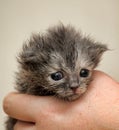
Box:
left=51, top=71, right=64, bottom=81
left=80, top=69, right=89, bottom=77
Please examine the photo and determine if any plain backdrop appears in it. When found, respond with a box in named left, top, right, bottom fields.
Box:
left=0, top=0, right=119, bottom=129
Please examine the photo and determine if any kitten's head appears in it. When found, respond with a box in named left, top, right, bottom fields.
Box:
left=18, top=24, right=107, bottom=101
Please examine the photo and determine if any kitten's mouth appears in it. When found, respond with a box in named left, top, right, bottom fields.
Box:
left=56, top=86, right=87, bottom=101
left=64, top=87, right=87, bottom=101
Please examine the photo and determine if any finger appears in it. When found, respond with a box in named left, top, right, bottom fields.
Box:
left=3, top=92, right=53, bottom=122
left=14, top=121, right=36, bottom=130
left=3, top=92, right=36, bottom=122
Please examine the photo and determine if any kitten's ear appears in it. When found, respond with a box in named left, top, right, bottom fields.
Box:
left=89, top=43, right=108, bottom=68
left=17, top=47, right=39, bottom=70
left=17, top=34, right=45, bottom=70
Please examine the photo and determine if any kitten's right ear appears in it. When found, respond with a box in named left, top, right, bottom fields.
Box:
left=17, top=46, right=39, bottom=70
left=17, top=34, right=45, bottom=70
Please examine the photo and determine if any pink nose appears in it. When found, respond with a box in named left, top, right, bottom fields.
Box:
left=70, top=86, right=78, bottom=93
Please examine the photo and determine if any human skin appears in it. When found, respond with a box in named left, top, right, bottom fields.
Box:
left=3, top=70, right=119, bottom=130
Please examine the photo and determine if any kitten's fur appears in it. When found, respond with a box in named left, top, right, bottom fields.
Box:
left=6, top=24, right=107, bottom=130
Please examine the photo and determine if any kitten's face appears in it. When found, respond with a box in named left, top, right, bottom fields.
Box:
left=45, top=52, right=93, bottom=101
left=19, top=24, right=107, bottom=101
left=21, top=50, right=95, bottom=101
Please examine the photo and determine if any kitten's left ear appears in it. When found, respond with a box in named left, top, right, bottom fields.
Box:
left=89, top=43, right=108, bottom=68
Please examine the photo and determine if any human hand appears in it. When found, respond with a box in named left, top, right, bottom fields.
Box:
left=3, top=71, right=119, bottom=130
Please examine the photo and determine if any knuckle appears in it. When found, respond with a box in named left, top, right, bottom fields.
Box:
left=3, top=95, right=10, bottom=114
left=3, top=92, right=15, bottom=114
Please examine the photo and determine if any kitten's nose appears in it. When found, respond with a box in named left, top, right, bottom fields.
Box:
left=70, top=86, right=79, bottom=93
left=69, top=74, right=79, bottom=92
left=70, top=83, right=79, bottom=93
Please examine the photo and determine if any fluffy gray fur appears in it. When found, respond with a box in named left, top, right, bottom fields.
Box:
left=6, top=24, right=107, bottom=130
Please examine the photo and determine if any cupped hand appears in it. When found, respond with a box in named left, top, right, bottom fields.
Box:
left=3, top=71, right=119, bottom=130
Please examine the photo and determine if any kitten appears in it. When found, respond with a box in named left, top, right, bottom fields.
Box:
left=6, top=24, right=107, bottom=130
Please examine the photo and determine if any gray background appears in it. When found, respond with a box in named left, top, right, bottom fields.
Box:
left=0, top=0, right=119, bottom=129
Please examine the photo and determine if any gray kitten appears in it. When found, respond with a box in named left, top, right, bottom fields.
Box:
left=6, top=24, right=107, bottom=130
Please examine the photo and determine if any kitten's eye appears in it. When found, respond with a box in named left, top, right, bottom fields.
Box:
left=80, top=69, right=89, bottom=77
left=51, top=71, right=64, bottom=81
